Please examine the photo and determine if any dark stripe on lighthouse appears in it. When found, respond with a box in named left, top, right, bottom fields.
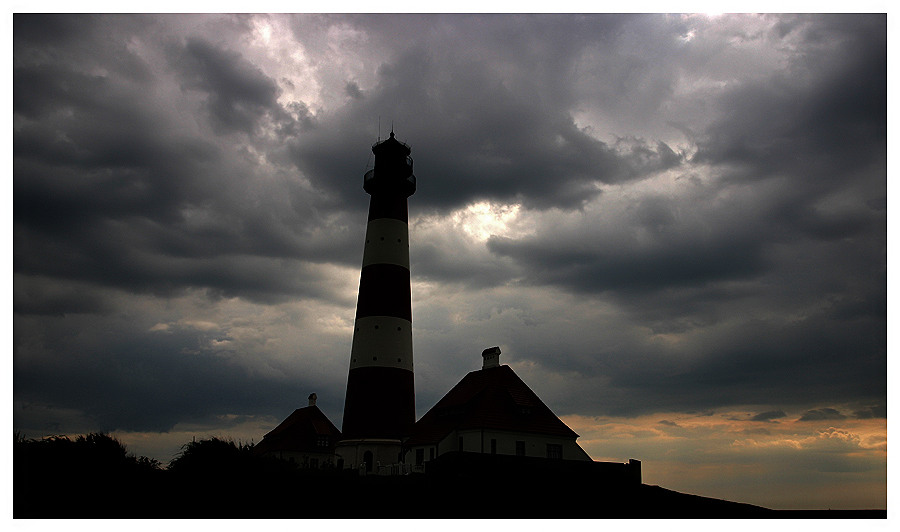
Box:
left=343, top=367, right=415, bottom=438
left=355, top=264, right=412, bottom=321
left=367, top=194, right=408, bottom=223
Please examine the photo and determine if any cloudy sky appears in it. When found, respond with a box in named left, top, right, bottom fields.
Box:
left=13, top=12, right=886, bottom=510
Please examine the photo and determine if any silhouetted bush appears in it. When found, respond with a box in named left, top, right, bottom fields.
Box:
left=168, top=437, right=254, bottom=474
left=163, top=437, right=320, bottom=517
left=14, top=432, right=163, bottom=518
left=15, top=432, right=160, bottom=476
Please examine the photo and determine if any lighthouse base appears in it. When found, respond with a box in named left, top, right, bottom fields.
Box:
left=335, top=438, right=404, bottom=475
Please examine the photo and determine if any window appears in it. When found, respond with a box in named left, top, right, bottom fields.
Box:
left=317, top=436, right=329, bottom=447
left=416, top=448, right=424, bottom=466
left=309, top=458, right=319, bottom=469
left=547, top=444, right=562, bottom=459
left=516, top=441, right=525, bottom=456
left=490, top=439, right=497, bottom=454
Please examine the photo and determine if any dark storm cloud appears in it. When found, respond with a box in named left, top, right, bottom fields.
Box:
left=14, top=12, right=685, bottom=315
left=487, top=221, right=765, bottom=295
left=852, top=405, right=886, bottom=419
left=14, top=13, right=85, bottom=45
left=13, top=16, right=367, bottom=311
left=751, top=410, right=787, bottom=422
left=459, top=16, right=885, bottom=421
left=14, top=313, right=345, bottom=432
left=13, top=276, right=114, bottom=316
left=15, top=226, right=359, bottom=308
left=286, top=16, right=683, bottom=214
left=485, top=16, right=885, bottom=299
left=555, top=286, right=885, bottom=418
left=695, top=15, right=886, bottom=185
left=345, top=81, right=363, bottom=100
left=168, top=37, right=285, bottom=134
left=798, top=408, right=846, bottom=422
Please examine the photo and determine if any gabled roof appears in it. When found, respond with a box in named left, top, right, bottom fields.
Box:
left=404, top=365, right=579, bottom=446
left=253, top=405, right=341, bottom=455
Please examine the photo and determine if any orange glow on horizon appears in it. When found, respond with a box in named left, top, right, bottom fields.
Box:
left=561, top=409, right=886, bottom=510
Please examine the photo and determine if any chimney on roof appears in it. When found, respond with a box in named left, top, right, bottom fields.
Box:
left=308, top=393, right=317, bottom=407
left=482, top=346, right=501, bottom=369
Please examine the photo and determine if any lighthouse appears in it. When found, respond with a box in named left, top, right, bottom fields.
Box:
left=336, top=131, right=417, bottom=472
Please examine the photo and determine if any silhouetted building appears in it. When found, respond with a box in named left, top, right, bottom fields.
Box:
left=403, top=347, right=592, bottom=468
left=336, top=131, right=417, bottom=471
left=253, top=393, right=341, bottom=468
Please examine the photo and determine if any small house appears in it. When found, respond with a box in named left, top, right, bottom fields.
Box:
left=253, top=393, right=341, bottom=469
left=403, top=347, right=592, bottom=469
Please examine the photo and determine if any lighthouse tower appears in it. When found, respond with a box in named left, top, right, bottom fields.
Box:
left=336, top=131, right=416, bottom=472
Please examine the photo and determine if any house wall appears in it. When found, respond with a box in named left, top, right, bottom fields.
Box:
left=335, top=439, right=403, bottom=473
left=404, top=428, right=591, bottom=466
left=260, top=450, right=336, bottom=469
left=424, top=451, right=643, bottom=487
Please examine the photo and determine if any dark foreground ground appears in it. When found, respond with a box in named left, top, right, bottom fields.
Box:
left=15, top=466, right=886, bottom=518
left=14, top=435, right=885, bottom=518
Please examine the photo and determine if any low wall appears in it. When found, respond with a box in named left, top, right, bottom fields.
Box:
left=424, top=451, right=641, bottom=487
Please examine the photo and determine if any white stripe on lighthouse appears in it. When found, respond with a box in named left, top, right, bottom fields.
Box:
left=349, top=315, right=413, bottom=371
left=361, top=218, right=410, bottom=268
